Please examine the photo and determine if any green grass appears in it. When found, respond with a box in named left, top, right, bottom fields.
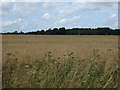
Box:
left=3, top=49, right=119, bottom=88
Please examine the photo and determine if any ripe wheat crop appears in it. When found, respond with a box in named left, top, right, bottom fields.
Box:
left=2, top=35, right=119, bottom=88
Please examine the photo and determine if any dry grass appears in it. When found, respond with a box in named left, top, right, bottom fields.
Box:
left=2, top=35, right=118, bottom=60
left=2, top=35, right=119, bottom=88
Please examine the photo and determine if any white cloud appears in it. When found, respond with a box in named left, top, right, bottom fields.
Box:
left=1, top=0, right=119, bottom=2
left=54, top=18, right=67, bottom=25
left=42, top=13, right=51, bottom=20
left=73, top=15, right=81, bottom=20
left=54, top=15, right=81, bottom=26
left=2, top=2, right=42, bottom=19
left=110, top=13, right=117, bottom=18
left=42, top=2, right=50, bottom=8
left=0, top=3, right=2, bottom=17
left=2, top=18, right=22, bottom=27
left=60, top=18, right=67, bottom=23
left=115, top=21, right=118, bottom=27
left=57, top=2, right=116, bottom=18
left=1, top=2, right=118, bottom=32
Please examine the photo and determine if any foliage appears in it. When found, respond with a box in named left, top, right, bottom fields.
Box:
left=2, top=27, right=120, bottom=35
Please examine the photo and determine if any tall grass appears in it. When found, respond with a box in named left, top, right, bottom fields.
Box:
left=2, top=49, right=119, bottom=88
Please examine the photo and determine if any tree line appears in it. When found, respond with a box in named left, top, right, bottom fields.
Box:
left=2, top=27, right=120, bottom=35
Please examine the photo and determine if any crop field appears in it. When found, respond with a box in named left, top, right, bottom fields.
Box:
left=2, top=35, right=119, bottom=88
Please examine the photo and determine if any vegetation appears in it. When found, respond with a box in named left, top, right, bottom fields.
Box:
left=2, top=35, right=119, bottom=88
left=3, top=50, right=119, bottom=88
left=2, top=27, right=120, bottom=35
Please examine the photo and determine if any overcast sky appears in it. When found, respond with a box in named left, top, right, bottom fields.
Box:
left=1, top=2, right=118, bottom=32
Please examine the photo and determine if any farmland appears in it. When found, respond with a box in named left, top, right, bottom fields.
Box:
left=2, top=35, right=119, bottom=88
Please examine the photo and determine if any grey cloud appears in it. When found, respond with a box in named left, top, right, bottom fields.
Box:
left=56, top=2, right=117, bottom=18
left=2, top=2, right=42, bottom=19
